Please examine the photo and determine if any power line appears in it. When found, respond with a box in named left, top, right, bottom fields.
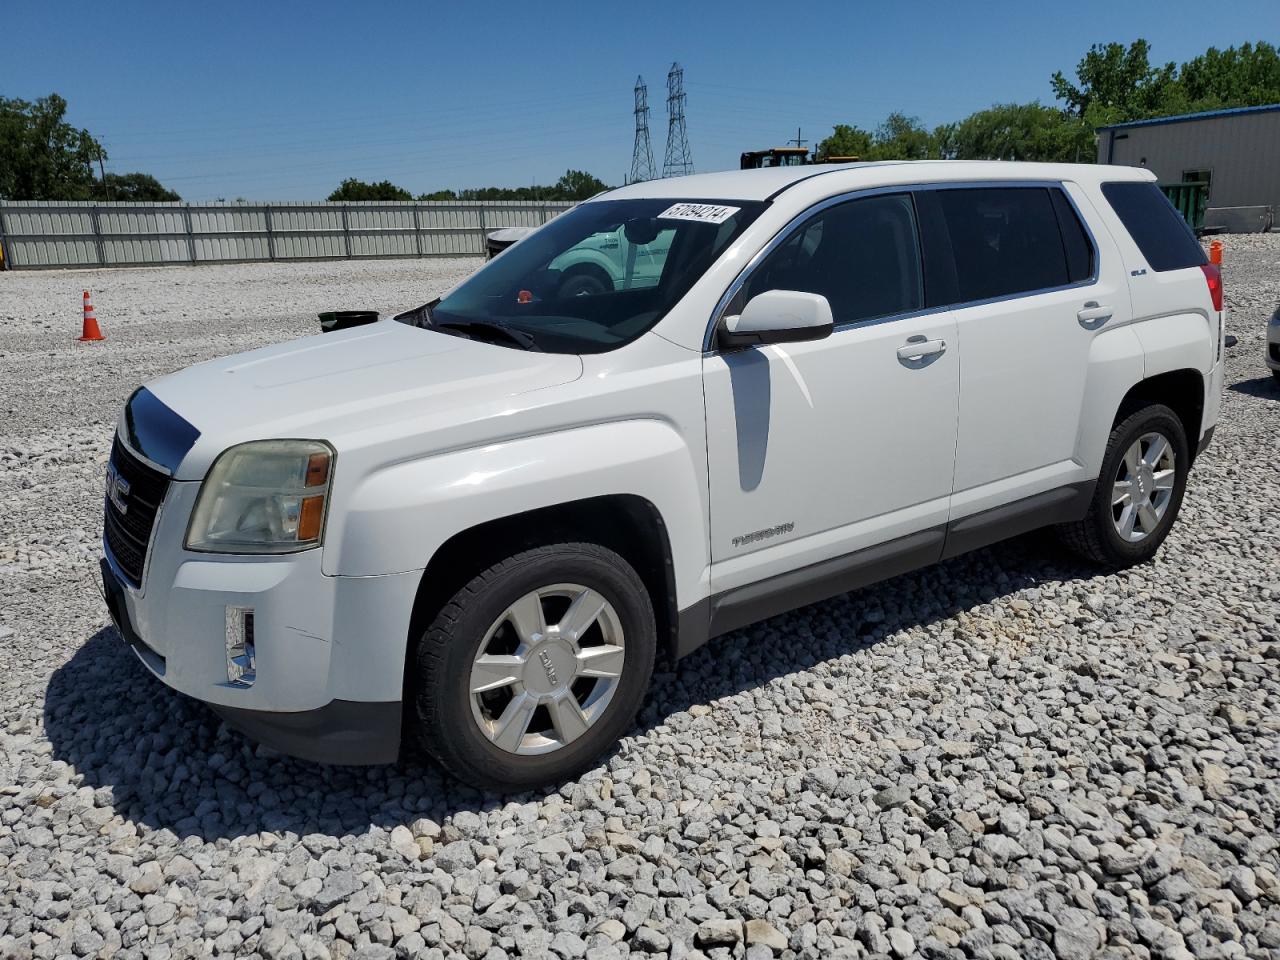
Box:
left=662, top=62, right=694, bottom=178
left=629, top=75, right=657, bottom=183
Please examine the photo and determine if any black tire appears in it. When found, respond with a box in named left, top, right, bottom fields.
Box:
left=557, top=265, right=611, bottom=298
left=413, top=542, right=655, bottom=792
left=1057, top=404, right=1189, bottom=567
left=1272, top=369, right=1280, bottom=382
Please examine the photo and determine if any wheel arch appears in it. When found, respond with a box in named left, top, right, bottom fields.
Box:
left=1114, top=367, right=1205, bottom=462
left=552, top=251, right=618, bottom=284
left=402, top=494, right=680, bottom=708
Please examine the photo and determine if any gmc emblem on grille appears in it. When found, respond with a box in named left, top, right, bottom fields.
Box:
left=105, top=462, right=131, bottom=514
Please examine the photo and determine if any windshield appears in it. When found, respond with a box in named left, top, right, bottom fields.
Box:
left=416, top=198, right=765, bottom=353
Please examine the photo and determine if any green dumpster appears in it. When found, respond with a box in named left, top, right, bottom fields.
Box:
left=1160, top=181, right=1209, bottom=232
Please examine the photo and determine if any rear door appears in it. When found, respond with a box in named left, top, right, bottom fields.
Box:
left=926, top=184, right=1131, bottom=519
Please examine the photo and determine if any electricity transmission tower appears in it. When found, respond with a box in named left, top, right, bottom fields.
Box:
left=629, top=76, right=656, bottom=183
left=662, top=62, right=694, bottom=178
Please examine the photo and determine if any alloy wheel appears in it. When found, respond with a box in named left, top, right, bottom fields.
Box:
left=1111, top=431, right=1176, bottom=543
left=468, top=583, right=625, bottom=755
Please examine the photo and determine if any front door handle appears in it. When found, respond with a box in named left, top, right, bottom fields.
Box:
left=1077, top=301, right=1113, bottom=328
left=897, top=337, right=947, bottom=362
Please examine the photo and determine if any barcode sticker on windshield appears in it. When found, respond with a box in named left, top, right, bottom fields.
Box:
left=657, top=203, right=741, bottom=225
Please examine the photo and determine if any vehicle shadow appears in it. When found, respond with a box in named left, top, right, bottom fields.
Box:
left=44, top=630, right=490, bottom=841
left=632, top=531, right=1100, bottom=735
left=1228, top=374, right=1279, bottom=399
left=45, top=532, right=1099, bottom=842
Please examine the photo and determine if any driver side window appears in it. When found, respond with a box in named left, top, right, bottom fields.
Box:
left=742, top=193, right=924, bottom=325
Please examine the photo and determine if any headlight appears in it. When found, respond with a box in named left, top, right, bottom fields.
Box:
left=186, top=440, right=334, bottom=554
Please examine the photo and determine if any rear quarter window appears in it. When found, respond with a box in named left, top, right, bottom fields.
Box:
left=1101, top=181, right=1206, bottom=272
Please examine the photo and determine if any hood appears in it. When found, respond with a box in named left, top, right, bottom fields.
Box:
left=146, top=320, right=583, bottom=480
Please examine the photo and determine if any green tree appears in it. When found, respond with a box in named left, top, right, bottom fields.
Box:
left=553, top=169, right=608, bottom=201
left=1178, top=41, right=1280, bottom=110
left=948, top=102, right=1092, bottom=162
left=103, top=171, right=180, bottom=201
left=1051, top=40, right=1180, bottom=124
left=816, top=123, right=873, bottom=160
left=327, top=178, right=413, bottom=201
left=0, top=93, right=105, bottom=200
left=417, top=170, right=612, bottom=203
left=869, top=112, right=937, bottom=160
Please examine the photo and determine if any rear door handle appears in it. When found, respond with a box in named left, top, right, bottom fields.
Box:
left=897, top=337, right=946, bottom=362
left=1077, top=301, right=1113, bottom=328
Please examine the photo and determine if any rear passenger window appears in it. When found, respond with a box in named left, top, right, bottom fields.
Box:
left=1101, top=181, right=1206, bottom=272
left=936, top=187, right=1071, bottom=302
left=743, top=193, right=923, bottom=325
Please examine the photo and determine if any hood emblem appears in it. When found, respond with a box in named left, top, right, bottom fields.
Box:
left=105, top=462, right=131, bottom=514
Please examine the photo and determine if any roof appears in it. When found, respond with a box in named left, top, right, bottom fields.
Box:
left=1098, top=102, right=1280, bottom=131
left=598, top=160, right=1152, bottom=203
left=602, top=162, right=901, bottom=202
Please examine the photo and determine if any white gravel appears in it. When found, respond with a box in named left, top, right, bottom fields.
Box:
left=0, top=245, right=1278, bottom=960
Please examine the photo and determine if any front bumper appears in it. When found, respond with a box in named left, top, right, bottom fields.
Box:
left=102, top=555, right=400, bottom=763
left=208, top=699, right=402, bottom=765
left=101, top=502, right=421, bottom=765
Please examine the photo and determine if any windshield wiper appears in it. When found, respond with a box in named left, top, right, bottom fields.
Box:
left=433, top=318, right=542, bottom=351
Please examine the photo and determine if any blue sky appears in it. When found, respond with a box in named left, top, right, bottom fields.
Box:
left=4, top=0, right=1277, bottom=200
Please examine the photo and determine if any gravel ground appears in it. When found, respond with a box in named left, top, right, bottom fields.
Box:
left=0, top=244, right=1278, bottom=960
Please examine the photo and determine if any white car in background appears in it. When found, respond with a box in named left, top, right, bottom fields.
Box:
left=100, top=161, right=1224, bottom=790
left=549, top=219, right=674, bottom=297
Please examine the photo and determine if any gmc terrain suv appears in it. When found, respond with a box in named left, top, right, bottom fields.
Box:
left=100, top=162, right=1224, bottom=790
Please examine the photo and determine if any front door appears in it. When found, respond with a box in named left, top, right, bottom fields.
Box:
left=703, top=192, right=960, bottom=604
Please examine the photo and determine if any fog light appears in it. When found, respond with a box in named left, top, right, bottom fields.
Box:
left=225, top=607, right=256, bottom=687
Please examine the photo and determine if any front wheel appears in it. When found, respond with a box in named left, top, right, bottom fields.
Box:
left=1058, top=404, right=1189, bottom=567
left=413, top=543, right=656, bottom=791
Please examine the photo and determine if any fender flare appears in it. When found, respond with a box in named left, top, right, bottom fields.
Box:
left=325, top=418, right=708, bottom=612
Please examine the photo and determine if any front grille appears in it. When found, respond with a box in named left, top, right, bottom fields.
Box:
left=103, top=437, right=171, bottom=587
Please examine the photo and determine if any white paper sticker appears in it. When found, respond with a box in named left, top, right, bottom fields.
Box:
left=657, top=202, right=741, bottom=225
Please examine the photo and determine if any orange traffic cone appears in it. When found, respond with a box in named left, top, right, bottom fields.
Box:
left=1209, top=239, right=1223, bottom=266
left=78, top=290, right=105, bottom=342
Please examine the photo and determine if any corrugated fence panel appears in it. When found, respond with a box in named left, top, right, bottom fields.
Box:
left=271, top=204, right=345, bottom=260
left=1, top=203, right=100, bottom=268
left=419, top=205, right=482, bottom=255
left=0, top=200, right=579, bottom=269
left=98, top=205, right=189, bottom=264
left=347, top=204, right=418, bottom=258
left=189, top=206, right=270, bottom=262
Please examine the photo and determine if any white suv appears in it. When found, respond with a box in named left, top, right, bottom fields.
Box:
left=100, top=162, right=1225, bottom=790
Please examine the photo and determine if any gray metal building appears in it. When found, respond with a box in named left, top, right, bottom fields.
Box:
left=1096, top=103, right=1280, bottom=232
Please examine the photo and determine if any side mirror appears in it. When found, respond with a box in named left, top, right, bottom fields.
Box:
left=717, top=290, right=834, bottom=350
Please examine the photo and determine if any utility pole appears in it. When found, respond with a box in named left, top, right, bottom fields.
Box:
left=629, top=75, right=657, bottom=184
left=787, top=127, right=808, bottom=150
left=662, top=62, right=694, bottom=178
left=98, top=149, right=113, bottom=202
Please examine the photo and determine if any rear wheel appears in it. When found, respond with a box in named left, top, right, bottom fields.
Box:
left=1058, top=404, right=1189, bottom=567
left=413, top=543, right=655, bottom=791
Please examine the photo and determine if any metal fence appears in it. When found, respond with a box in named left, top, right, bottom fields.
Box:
left=0, top=200, right=576, bottom=270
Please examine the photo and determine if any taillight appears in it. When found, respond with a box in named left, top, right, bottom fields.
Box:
left=1200, top=263, right=1223, bottom=312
